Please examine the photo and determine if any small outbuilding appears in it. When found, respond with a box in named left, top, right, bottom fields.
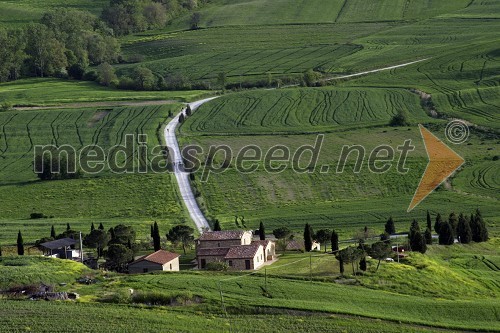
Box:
left=40, top=238, right=80, bottom=260
left=128, top=250, right=180, bottom=274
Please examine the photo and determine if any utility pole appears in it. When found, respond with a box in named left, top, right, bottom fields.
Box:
left=264, top=268, right=267, bottom=290
left=79, top=231, right=84, bottom=262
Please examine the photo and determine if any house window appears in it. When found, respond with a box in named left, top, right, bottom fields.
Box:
left=217, top=242, right=220, bottom=247
left=170, top=264, right=172, bottom=270
left=228, top=260, right=233, bottom=267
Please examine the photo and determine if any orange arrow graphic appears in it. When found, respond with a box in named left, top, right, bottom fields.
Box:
left=408, top=124, right=465, bottom=212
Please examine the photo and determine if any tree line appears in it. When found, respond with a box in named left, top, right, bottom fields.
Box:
left=9, top=221, right=195, bottom=273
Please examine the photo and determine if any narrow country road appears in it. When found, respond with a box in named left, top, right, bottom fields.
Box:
left=164, top=97, right=219, bottom=232
left=325, top=58, right=430, bottom=81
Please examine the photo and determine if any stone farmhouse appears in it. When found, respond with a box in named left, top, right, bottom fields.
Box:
left=196, top=231, right=276, bottom=270
left=128, top=250, right=180, bottom=274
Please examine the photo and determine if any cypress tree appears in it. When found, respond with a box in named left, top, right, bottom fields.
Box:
left=98, top=223, right=104, bottom=230
left=476, top=209, right=488, bottom=242
left=409, top=220, right=426, bottom=253
left=66, top=223, right=71, bottom=231
left=213, top=219, right=222, bottom=231
left=150, top=224, right=154, bottom=238
left=50, top=225, right=56, bottom=239
left=434, top=213, right=443, bottom=234
left=385, top=216, right=396, bottom=235
left=91, top=223, right=95, bottom=232
left=0, top=246, right=2, bottom=257
left=331, top=230, right=339, bottom=252
left=359, top=256, right=367, bottom=272
left=448, top=212, right=458, bottom=237
left=457, top=213, right=472, bottom=244
left=438, top=222, right=454, bottom=245
left=304, top=223, right=313, bottom=252
left=259, top=222, right=265, bottom=240
left=178, top=113, right=185, bottom=123
left=17, top=230, right=24, bottom=255
left=339, top=258, right=344, bottom=275
left=153, top=221, right=161, bottom=251
left=424, top=228, right=432, bottom=245
left=426, top=211, right=432, bottom=231
left=185, top=105, right=192, bottom=116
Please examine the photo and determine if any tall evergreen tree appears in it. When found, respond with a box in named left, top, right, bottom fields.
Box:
left=424, top=228, right=432, bottom=245
left=457, top=213, right=472, bottom=244
left=331, top=230, right=339, bottom=252
left=448, top=212, right=458, bottom=237
left=91, top=222, right=95, bottom=232
left=66, top=223, right=71, bottom=231
left=213, top=219, right=222, bottom=231
left=98, top=223, right=104, bottom=230
left=409, top=220, right=426, bottom=253
left=434, top=213, right=443, bottom=234
left=304, top=223, right=313, bottom=252
left=476, top=209, right=488, bottom=242
left=426, top=211, right=432, bottom=231
left=153, top=221, right=161, bottom=251
left=359, top=256, right=367, bottom=272
left=385, top=216, right=396, bottom=235
left=150, top=224, right=154, bottom=238
left=50, top=225, right=56, bottom=239
left=259, top=222, right=265, bottom=240
left=17, top=230, right=24, bottom=255
left=438, top=222, right=454, bottom=245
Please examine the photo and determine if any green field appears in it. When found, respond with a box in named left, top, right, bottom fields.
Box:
left=0, top=79, right=209, bottom=106
left=0, top=103, right=190, bottom=243
left=1, top=241, right=499, bottom=332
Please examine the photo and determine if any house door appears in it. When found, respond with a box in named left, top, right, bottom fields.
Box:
left=245, top=260, right=251, bottom=270
left=201, top=259, right=206, bottom=269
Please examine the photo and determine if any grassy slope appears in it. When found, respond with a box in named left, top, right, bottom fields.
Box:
left=0, top=104, right=190, bottom=243
left=0, top=79, right=209, bottom=105
left=0, top=241, right=499, bottom=331
left=0, top=0, right=108, bottom=27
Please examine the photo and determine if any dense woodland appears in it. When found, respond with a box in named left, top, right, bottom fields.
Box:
left=0, top=0, right=208, bottom=88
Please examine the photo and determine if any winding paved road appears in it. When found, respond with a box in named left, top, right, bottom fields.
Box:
left=164, top=97, right=218, bottom=232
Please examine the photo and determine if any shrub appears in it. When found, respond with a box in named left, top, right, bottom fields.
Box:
left=82, top=70, right=98, bottom=81
left=205, top=261, right=228, bottom=271
left=390, top=110, right=411, bottom=126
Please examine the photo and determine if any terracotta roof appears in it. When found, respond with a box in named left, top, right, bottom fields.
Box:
left=130, top=250, right=179, bottom=265
left=198, top=230, right=247, bottom=241
left=225, top=244, right=262, bottom=259
left=196, top=248, right=230, bottom=257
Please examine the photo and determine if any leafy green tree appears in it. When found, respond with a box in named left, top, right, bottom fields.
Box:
left=304, top=223, right=313, bottom=252
left=434, top=213, right=443, bottom=234
left=143, top=2, right=167, bottom=29
left=258, top=222, right=265, bottom=240
left=0, top=29, right=26, bottom=82
left=369, top=241, right=392, bottom=271
left=315, top=229, right=331, bottom=253
left=336, top=246, right=362, bottom=274
left=190, top=12, right=201, bottom=30
left=166, top=225, right=194, bottom=254
left=109, top=224, right=136, bottom=247
left=385, top=216, right=396, bottom=235
left=152, top=221, right=161, bottom=251
left=217, top=72, right=227, bottom=89
left=97, top=62, right=117, bottom=86
left=331, top=230, right=339, bottom=252
left=17, top=230, right=24, bottom=255
left=105, top=244, right=133, bottom=272
left=457, top=213, right=472, bottom=244
left=389, top=109, right=410, bottom=127
left=213, top=219, right=222, bottom=231
left=134, top=66, right=155, bottom=90
left=273, top=227, right=292, bottom=252
left=25, top=23, right=67, bottom=77
left=303, top=69, right=320, bottom=87
left=84, top=229, right=110, bottom=259
left=438, top=222, right=454, bottom=245
left=424, top=228, right=432, bottom=245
